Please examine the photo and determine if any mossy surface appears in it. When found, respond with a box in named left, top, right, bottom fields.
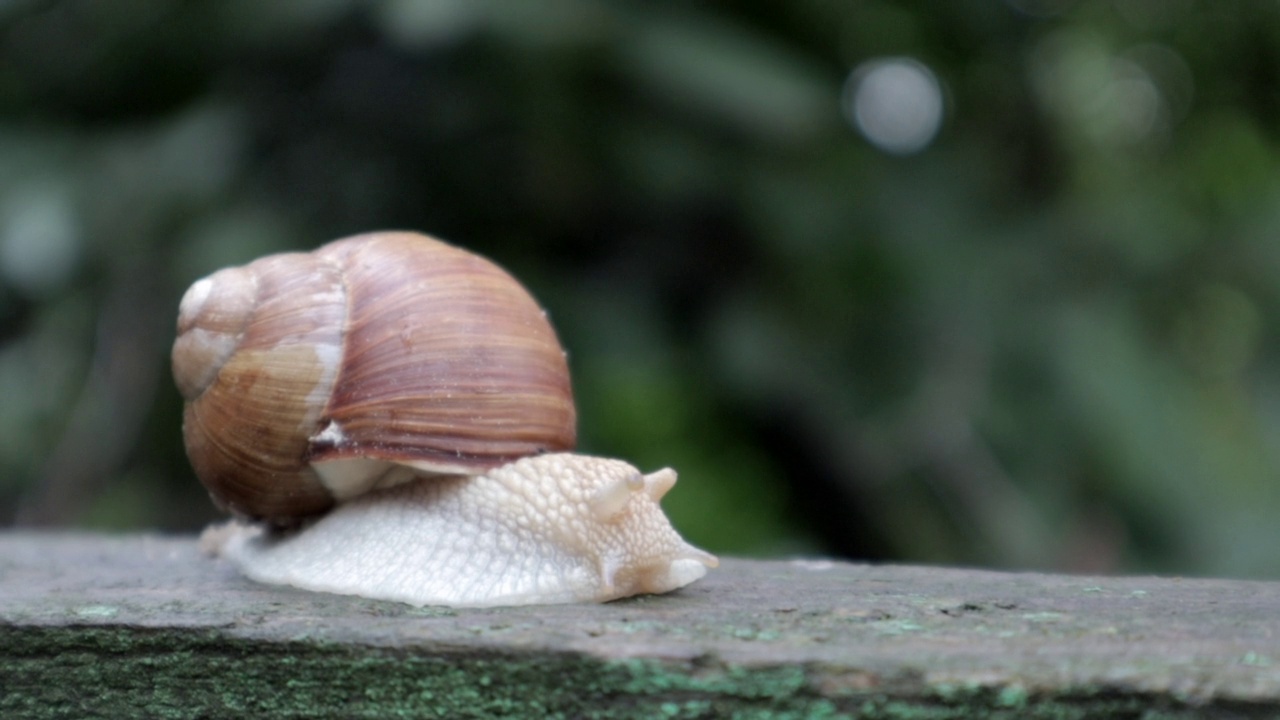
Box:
left=2, top=625, right=1273, bottom=720
left=2, top=533, right=1280, bottom=718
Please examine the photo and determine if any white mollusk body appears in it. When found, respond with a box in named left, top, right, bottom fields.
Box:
left=215, top=453, right=718, bottom=607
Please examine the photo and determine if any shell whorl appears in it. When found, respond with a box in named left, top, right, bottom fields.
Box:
left=173, top=231, right=577, bottom=522
left=172, top=265, right=258, bottom=401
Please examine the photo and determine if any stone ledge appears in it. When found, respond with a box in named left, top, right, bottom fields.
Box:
left=1, top=532, right=1278, bottom=718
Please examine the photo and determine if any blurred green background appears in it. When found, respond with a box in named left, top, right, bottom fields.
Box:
left=2, top=0, right=1278, bottom=579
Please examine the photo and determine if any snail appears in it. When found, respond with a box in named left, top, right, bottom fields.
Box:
left=175, top=231, right=716, bottom=607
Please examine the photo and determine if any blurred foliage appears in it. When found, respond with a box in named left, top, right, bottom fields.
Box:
left=2, top=0, right=1279, bottom=578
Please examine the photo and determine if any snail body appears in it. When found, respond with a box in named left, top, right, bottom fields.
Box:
left=175, top=231, right=715, bottom=606
left=214, top=454, right=716, bottom=607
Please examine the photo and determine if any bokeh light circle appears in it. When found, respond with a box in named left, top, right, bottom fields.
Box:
left=843, top=57, right=944, bottom=155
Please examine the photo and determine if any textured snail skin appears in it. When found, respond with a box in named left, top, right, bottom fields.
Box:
left=211, top=454, right=718, bottom=607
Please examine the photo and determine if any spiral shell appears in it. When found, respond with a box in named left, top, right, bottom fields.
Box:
left=172, top=231, right=576, bottom=522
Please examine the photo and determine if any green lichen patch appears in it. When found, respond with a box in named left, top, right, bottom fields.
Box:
left=2, top=625, right=1274, bottom=719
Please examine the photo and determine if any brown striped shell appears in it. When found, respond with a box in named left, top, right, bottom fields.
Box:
left=172, top=231, right=576, bottom=523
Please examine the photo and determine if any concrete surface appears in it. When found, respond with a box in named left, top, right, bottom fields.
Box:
left=2, top=532, right=1278, bottom=718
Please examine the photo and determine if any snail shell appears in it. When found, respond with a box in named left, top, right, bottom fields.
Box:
left=172, top=231, right=576, bottom=523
